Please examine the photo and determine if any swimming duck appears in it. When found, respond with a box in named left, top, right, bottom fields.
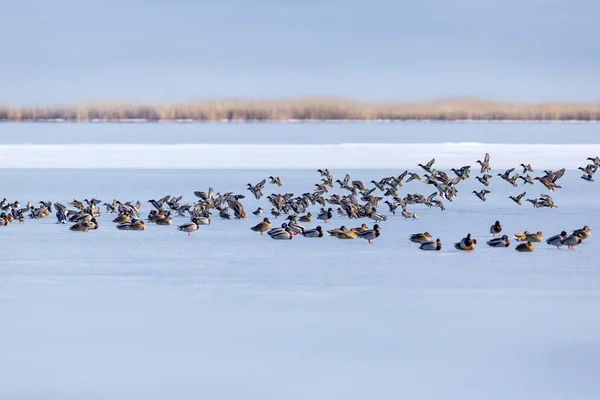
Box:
left=358, top=224, right=381, bottom=244
left=250, top=217, right=271, bottom=235
left=487, top=235, right=510, bottom=247
left=526, top=231, right=543, bottom=242
left=298, top=212, right=312, bottom=223
left=419, top=238, right=441, bottom=251
left=117, top=219, right=146, bottom=231
left=302, top=226, right=323, bottom=238
left=409, top=232, right=432, bottom=243
left=515, top=241, right=535, bottom=252
left=489, top=220, right=502, bottom=236
left=573, top=226, right=591, bottom=240
left=562, top=233, right=583, bottom=249
left=270, top=226, right=293, bottom=240
left=546, top=231, right=567, bottom=248
left=454, top=233, right=476, bottom=252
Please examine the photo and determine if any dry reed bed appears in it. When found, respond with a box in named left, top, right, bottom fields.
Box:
left=1, top=99, right=600, bottom=121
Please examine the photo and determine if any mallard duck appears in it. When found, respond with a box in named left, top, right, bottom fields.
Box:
left=268, top=176, right=282, bottom=187
left=327, top=225, right=347, bottom=237
left=409, top=232, right=432, bottom=243
left=177, top=218, right=201, bottom=235
left=476, top=153, right=491, bottom=173
left=509, top=192, right=526, bottom=206
left=401, top=209, right=418, bottom=220
left=519, top=175, right=535, bottom=185
left=418, top=158, right=436, bottom=173
left=454, top=233, right=476, bottom=252
left=69, top=218, right=98, bottom=232
left=368, top=208, right=387, bottom=223
left=302, top=226, right=323, bottom=238
left=358, top=224, right=381, bottom=244
left=476, top=174, right=492, bottom=186
left=419, top=239, right=441, bottom=251
left=317, top=208, right=333, bottom=223
left=546, top=231, right=567, bottom=248
left=487, top=235, right=510, bottom=247
left=520, top=163, right=534, bottom=174
left=196, top=216, right=211, bottom=225
left=0, top=213, right=9, bottom=227
left=270, top=226, right=293, bottom=240
left=573, top=226, right=591, bottom=240
left=515, top=241, right=534, bottom=252
left=352, top=223, right=370, bottom=233
left=250, top=217, right=271, bottom=235
left=113, top=215, right=131, bottom=224
left=267, top=223, right=288, bottom=236
left=526, top=231, right=543, bottom=242
left=286, top=216, right=306, bottom=234
left=298, top=212, right=312, bottom=223
left=336, top=230, right=357, bottom=239
left=489, top=221, right=502, bottom=236
left=155, top=217, right=173, bottom=226
left=513, top=231, right=530, bottom=241
left=117, top=219, right=146, bottom=231
left=472, top=190, right=490, bottom=202
left=562, top=233, right=583, bottom=249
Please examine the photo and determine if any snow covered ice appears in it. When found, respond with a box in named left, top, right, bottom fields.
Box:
left=1, top=123, right=600, bottom=399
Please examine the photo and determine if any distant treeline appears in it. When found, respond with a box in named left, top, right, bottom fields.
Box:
left=1, top=99, right=600, bottom=122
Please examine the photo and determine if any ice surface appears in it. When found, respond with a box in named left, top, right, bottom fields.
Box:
left=2, top=143, right=600, bottom=169
left=1, top=123, right=600, bottom=399
left=2, top=121, right=600, bottom=145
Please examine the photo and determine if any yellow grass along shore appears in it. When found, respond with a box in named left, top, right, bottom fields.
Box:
left=1, top=98, right=600, bottom=122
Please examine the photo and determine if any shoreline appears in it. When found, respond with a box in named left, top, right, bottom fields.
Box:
left=1, top=119, right=599, bottom=124
left=2, top=99, right=600, bottom=122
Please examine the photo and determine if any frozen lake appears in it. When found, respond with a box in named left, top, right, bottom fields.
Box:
left=1, top=123, right=600, bottom=399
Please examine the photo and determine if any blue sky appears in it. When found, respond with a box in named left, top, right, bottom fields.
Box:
left=1, top=0, right=599, bottom=105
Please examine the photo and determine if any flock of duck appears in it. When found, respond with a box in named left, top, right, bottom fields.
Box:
left=406, top=222, right=591, bottom=252
left=0, top=153, right=596, bottom=252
